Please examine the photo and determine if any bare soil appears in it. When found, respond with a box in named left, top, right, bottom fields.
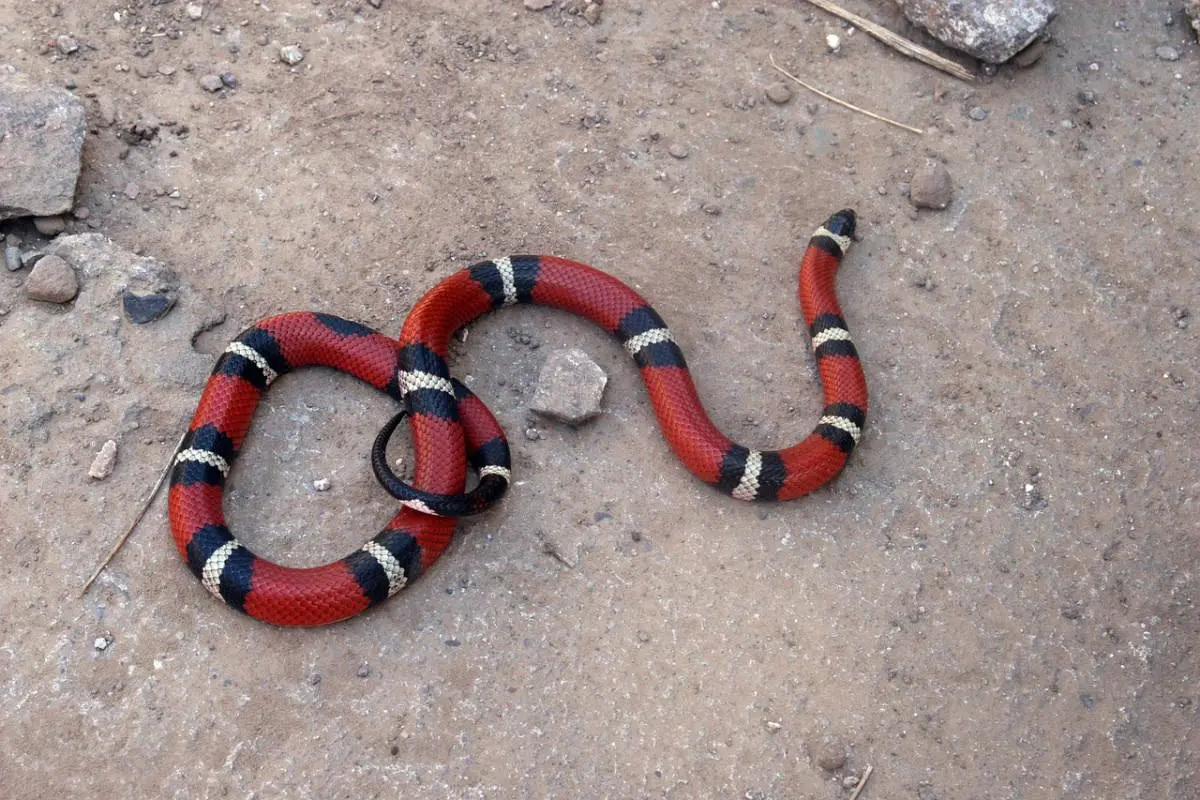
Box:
left=1, top=1, right=1197, bottom=798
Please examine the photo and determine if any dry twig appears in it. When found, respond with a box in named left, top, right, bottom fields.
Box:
left=768, top=54, right=923, bottom=135
left=802, top=0, right=975, bottom=82
left=79, top=432, right=185, bottom=596
left=847, top=764, right=875, bottom=800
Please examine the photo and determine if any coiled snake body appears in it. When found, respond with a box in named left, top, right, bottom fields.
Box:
left=168, top=209, right=867, bottom=626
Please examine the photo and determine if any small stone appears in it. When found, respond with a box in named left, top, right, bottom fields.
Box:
left=4, top=236, right=23, bottom=272
left=356, top=662, right=370, bottom=678
left=33, top=216, right=67, bottom=236
left=220, top=72, right=237, bottom=88
left=701, top=202, right=722, bottom=215
left=815, top=740, right=846, bottom=772
left=910, top=161, right=953, bottom=210
left=764, top=82, right=793, bottom=104
left=842, top=775, right=860, bottom=789
left=199, top=74, right=224, bottom=92
left=94, top=636, right=111, bottom=651
left=122, top=289, right=177, bottom=323
left=279, top=44, right=305, bottom=65
left=124, top=182, right=140, bottom=200
left=24, top=254, right=79, bottom=302
left=56, top=34, right=79, bottom=55
left=583, top=2, right=602, bottom=24
left=158, top=65, right=176, bottom=76
left=524, top=0, right=554, bottom=9
left=968, top=106, right=989, bottom=121
left=826, top=33, right=841, bottom=51
left=88, top=440, right=119, bottom=480
left=21, top=251, right=45, bottom=269
left=368, top=0, right=383, bottom=7
left=313, top=477, right=332, bottom=492
left=185, top=3, right=204, bottom=19
left=530, top=348, right=607, bottom=425
left=1077, top=89, right=1098, bottom=105
left=73, top=206, right=91, bottom=220
left=1155, top=45, right=1180, bottom=61
left=667, top=142, right=690, bottom=159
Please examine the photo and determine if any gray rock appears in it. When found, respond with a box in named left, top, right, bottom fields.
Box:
left=43, top=233, right=222, bottom=388
left=764, top=82, right=793, bottom=105
left=895, top=0, right=1058, bottom=64
left=33, top=216, right=67, bottom=236
left=814, top=739, right=847, bottom=772
left=25, top=254, right=79, bottom=303
left=530, top=348, right=607, bottom=425
left=910, top=161, right=953, bottom=210
left=198, top=74, right=224, bottom=92
left=0, top=72, right=86, bottom=220
left=1155, top=45, right=1180, bottom=62
left=4, top=235, right=23, bottom=271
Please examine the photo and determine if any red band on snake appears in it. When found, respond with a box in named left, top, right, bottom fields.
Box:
left=168, top=209, right=867, bottom=626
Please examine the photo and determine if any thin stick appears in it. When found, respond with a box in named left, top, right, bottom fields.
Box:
left=847, top=764, right=874, bottom=800
left=802, top=0, right=975, bottom=82
left=768, top=54, right=924, bottom=135
left=79, top=432, right=185, bottom=596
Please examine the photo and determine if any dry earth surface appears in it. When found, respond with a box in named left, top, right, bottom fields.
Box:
left=1, top=1, right=1197, bottom=798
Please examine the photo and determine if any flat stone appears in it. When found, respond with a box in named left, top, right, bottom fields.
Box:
left=530, top=348, right=607, bottom=426
left=25, top=254, right=79, bottom=302
left=524, top=0, right=554, bottom=9
left=0, top=73, right=86, bottom=220
left=198, top=74, right=224, bottom=92
left=895, top=0, right=1058, bottom=64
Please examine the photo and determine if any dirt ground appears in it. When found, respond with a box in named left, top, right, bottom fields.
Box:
left=1, top=0, right=1197, bottom=797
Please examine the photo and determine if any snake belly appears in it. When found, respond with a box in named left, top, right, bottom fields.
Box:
left=168, top=209, right=867, bottom=626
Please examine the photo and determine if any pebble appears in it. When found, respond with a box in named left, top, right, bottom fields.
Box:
left=24, top=254, right=79, bottom=302
left=764, top=82, right=793, bottom=105
left=185, top=3, right=204, bottom=19
left=279, top=45, right=305, bottom=66
left=4, top=235, right=23, bottom=271
left=122, top=289, right=177, bottom=324
left=56, top=34, right=79, bottom=55
left=198, top=74, right=224, bottom=92
left=530, top=348, right=607, bottom=425
left=88, top=440, right=119, bottom=480
left=815, top=740, right=847, bottom=772
left=910, top=161, right=953, bottom=210
left=220, top=72, right=237, bottom=89
left=968, top=106, right=989, bottom=121
left=1155, top=45, right=1180, bottom=61
left=313, top=477, right=332, bottom=492
left=524, top=0, right=554, bottom=9
left=33, top=216, right=67, bottom=236
left=94, top=636, right=111, bottom=651
left=583, top=2, right=602, bottom=24
left=667, top=142, right=689, bottom=159
left=826, top=33, right=841, bottom=52
left=124, top=182, right=140, bottom=200
left=356, top=662, right=371, bottom=677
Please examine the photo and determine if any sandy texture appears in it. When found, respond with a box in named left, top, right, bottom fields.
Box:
left=1, top=1, right=1196, bottom=798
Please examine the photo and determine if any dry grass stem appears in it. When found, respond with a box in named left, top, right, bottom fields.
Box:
left=768, top=54, right=924, bottom=135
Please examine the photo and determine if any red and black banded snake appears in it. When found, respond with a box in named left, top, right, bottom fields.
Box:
left=167, top=209, right=868, bottom=626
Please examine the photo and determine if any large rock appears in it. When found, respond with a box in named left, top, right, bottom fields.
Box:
left=0, top=71, right=86, bottom=220
left=895, top=0, right=1058, bottom=64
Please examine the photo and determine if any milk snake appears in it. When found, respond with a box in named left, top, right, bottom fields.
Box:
left=168, top=209, right=868, bottom=626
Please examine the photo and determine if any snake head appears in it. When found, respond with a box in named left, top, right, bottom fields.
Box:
left=824, top=209, right=857, bottom=240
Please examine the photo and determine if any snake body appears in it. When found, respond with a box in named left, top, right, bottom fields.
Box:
left=168, top=209, right=867, bottom=626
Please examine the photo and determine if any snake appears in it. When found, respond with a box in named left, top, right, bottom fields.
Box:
left=167, top=209, right=868, bottom=626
